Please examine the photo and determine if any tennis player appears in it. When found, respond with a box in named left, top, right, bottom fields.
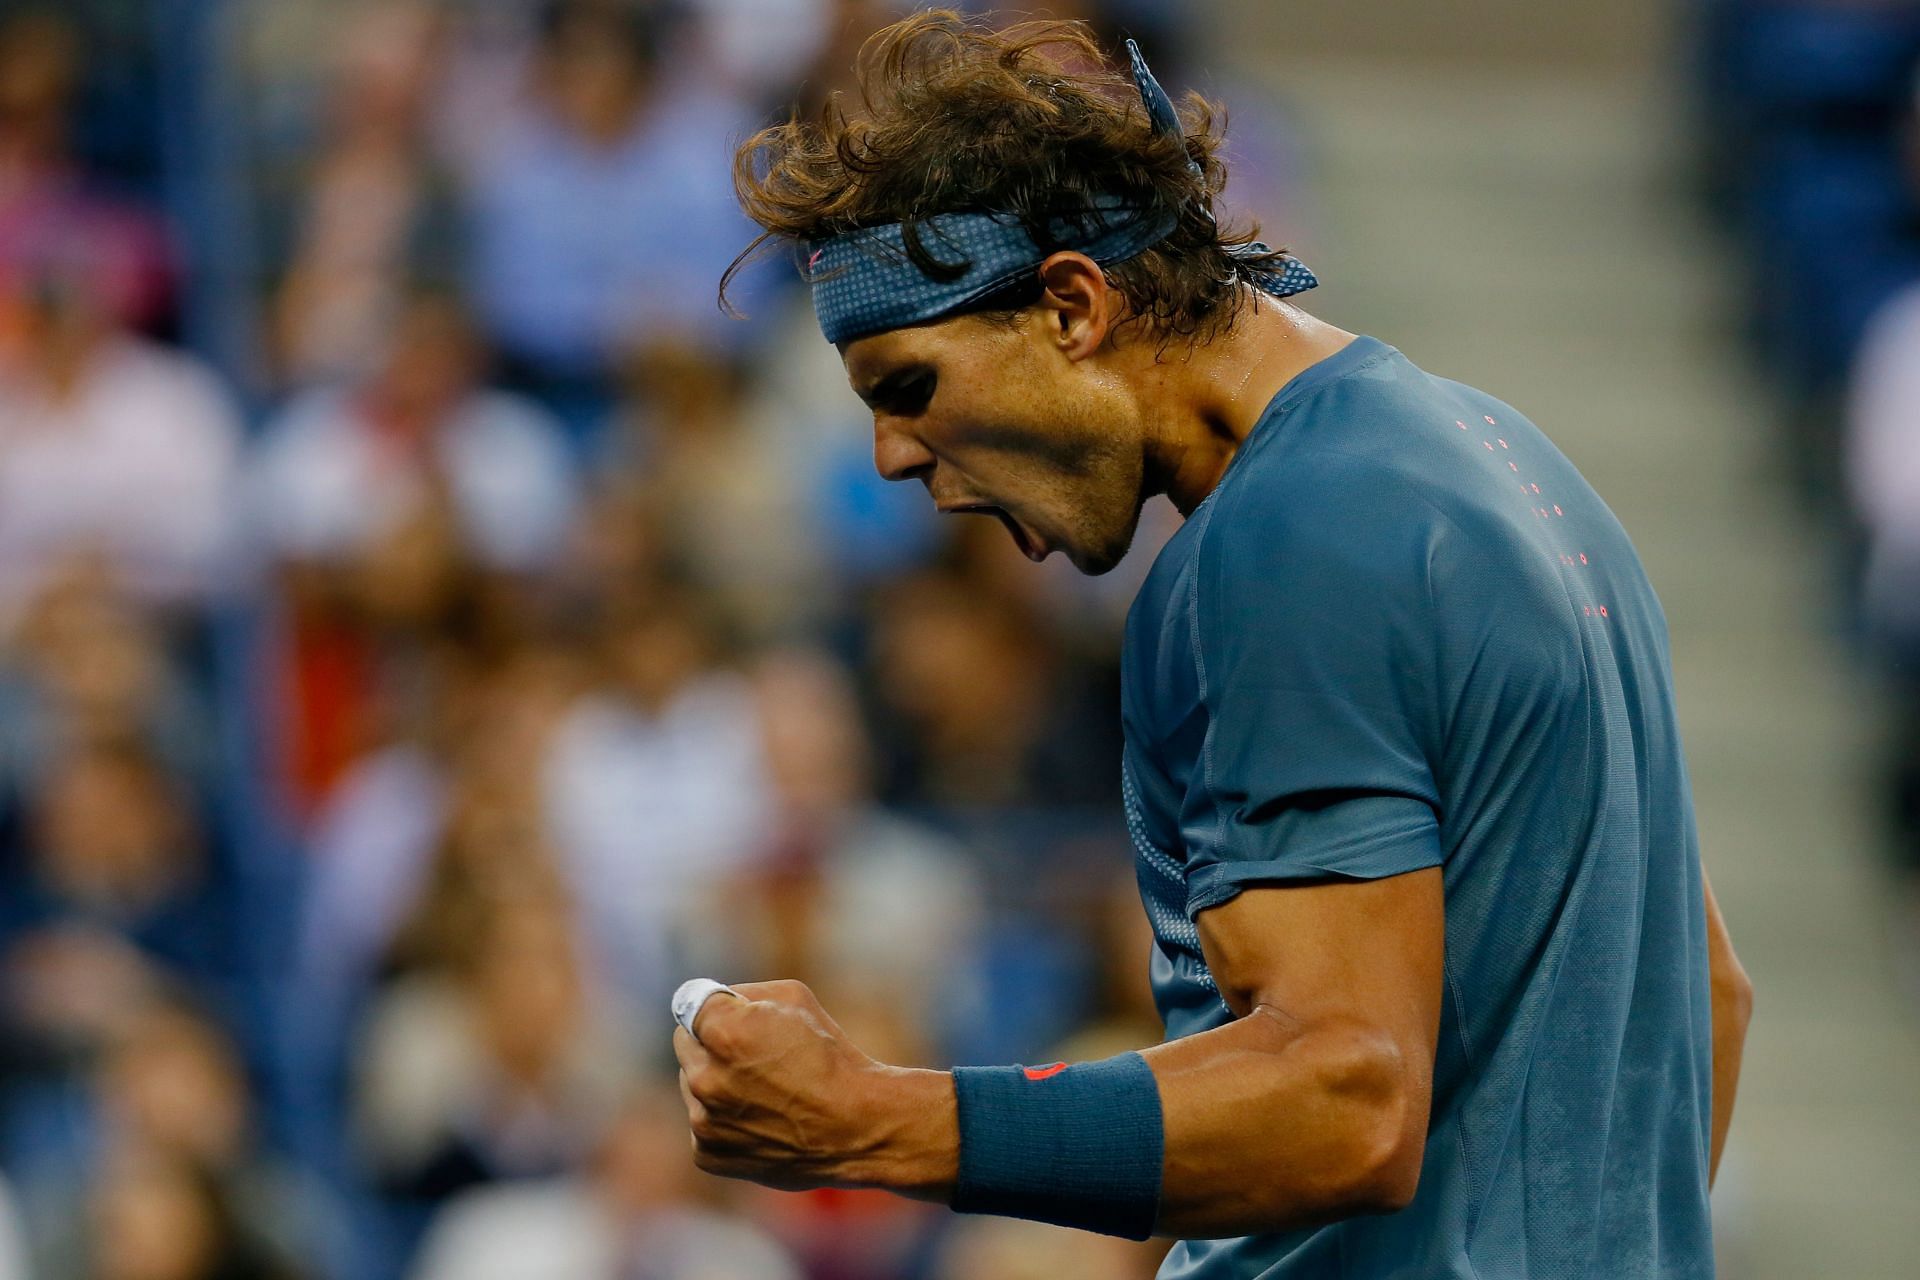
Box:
left=673, top=13, right=1752, bottom=1277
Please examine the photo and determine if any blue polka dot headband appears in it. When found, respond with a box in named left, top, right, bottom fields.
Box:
left=805, top=38, right=1317, bottom=347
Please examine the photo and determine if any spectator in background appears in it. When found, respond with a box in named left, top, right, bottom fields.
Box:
left=408, top=1082, right=800, bottom=1280
left=21, top=992, right=338, bottom=1280
left=557, top=478, right=677, bottom=622
left=1846, top=221, right=1920, bottom=994
left=0, top=567, right=213, bottom=801
left=248, top=291, right=577, bottom=814
left=251, top=292, right=579, bottom=581
left=295, top=640, right=580, bottom=1026
left=0, top=742, right=236, bottom=1186
left=0, top=231, right=238, bottom=628
left=684, top=0, right=831, bottom=111
left=865, top=568, right=1120, bottom=809
left=542, top=585, right=776, bottom=1008
left=688, top=648, right=983, bottom=1064
left=352, top=884, right=636, bottom=1207
left=457, top=0, right=772, bottom=427
left=0, top=739, right=235, bottom=1065
left=79, top=1142, right=301, bottom=1280
left=269, top=2, right=457, bottom=387
left=599, top=343, right=824, bottom=637
left=1844, top=72, right=1920, bottom=1000
left=0, top=11, right=172, bottom=336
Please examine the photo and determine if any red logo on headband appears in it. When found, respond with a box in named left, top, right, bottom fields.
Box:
left=1023, top=1062, right=1069, bottom=1082
left=808, top=248, right=825, bottom=271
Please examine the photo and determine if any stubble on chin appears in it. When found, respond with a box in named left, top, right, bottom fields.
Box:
left=1068, top=496, right=1147, bottom=576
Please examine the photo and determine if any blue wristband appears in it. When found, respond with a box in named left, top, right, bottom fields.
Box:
left=950, top=1051, right=1165, bottom=1239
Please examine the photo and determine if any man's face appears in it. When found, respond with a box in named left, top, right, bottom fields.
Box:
left=841, top=308, right=1149, bottom=575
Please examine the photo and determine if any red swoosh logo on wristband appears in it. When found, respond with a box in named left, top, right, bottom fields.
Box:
left=1023, top=1062, right=1069, bottom=1082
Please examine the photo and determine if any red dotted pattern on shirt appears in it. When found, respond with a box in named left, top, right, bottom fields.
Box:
left=1446, top=414, right=1610, bottom=621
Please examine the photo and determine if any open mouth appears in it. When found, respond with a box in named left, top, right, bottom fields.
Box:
left=945, top=504, right=1046, bottom=562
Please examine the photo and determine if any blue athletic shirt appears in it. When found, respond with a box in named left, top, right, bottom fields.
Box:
left=1121, top=336, right=1714, bottom=1279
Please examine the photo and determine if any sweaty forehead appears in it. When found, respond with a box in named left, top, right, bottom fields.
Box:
left=838, top=330, right=899, bottom=387
left=842, top=312, right=1012, bottom=387
left=843, top=322, right=954, bottom=396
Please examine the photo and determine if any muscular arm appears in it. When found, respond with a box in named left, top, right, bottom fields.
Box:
left=1703, top=867, right=1752, bottom=1187
left=1144, top=868, right=1444, bottom=1237
left=676, top=869, right=1445, bottom=1239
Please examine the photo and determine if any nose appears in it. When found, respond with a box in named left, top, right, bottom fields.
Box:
left=872, top=415, right=936, bottom=484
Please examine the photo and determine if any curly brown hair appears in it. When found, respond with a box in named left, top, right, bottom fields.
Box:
left=722, top=9, right=1290, bottom=344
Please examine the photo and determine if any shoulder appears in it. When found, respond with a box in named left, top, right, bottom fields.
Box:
left=1190, top=418, right=1579, bottom=691
left=1196, top=443, right=1459, bottom=623
left=1205, top=355, right=1575, bottom=598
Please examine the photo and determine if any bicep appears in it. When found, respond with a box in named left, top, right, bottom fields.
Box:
left=1143, top=865, right=1447, bottom=1231
left=1195, top=866, right=1446, bottom=1058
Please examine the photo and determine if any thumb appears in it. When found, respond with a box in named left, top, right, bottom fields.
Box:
left=673, top=977, right=744, bottom=1042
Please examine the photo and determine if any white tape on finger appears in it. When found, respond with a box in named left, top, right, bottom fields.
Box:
left=672, top=978, right=739, bottom=1039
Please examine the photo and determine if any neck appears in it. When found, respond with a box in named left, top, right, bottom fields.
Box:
left=1140, top=293, right=1358, bottom=516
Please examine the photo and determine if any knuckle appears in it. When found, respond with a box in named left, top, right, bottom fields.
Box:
left=698, top=1019, right=736, bottom=1057
left=684, top=1065, right=722, bottom=1105
left=737, top=978, right=808, bottom=1005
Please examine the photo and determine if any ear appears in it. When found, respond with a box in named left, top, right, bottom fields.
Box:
left=1035, top=252, right=1119, bottom=362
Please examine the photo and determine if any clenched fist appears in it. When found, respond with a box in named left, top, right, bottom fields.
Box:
left=672, top=978, right=958, bottom=1198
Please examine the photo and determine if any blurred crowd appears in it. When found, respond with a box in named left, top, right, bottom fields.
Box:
left=1689, top=1, right=1920, bottom=996
left=0, top=2, right=1313, bottom=1278
left=12, top=0, right=1920, bottom=1278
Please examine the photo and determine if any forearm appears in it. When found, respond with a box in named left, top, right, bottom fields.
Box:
left=860, top=1011, right=1426, bottom=1239
left=1143, top=1006, right=1427, bottom=1237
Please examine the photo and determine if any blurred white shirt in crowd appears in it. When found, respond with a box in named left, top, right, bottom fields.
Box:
left=687, top=0, right=828, bottom=94
left=544, top=673, right=775, bottom=1005
left=1848, top=281, right=1920, bottom=641
left=0, top=336, right=240, bottom=624
left=249, top=386, right=579, bottom=573
left=411, top=1184, right=799, bottom=1280
left=297, top=746, right=448, bottom=1001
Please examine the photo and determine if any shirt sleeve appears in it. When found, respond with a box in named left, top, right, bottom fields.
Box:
left=1180, top=462, right=1446, bottom=918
